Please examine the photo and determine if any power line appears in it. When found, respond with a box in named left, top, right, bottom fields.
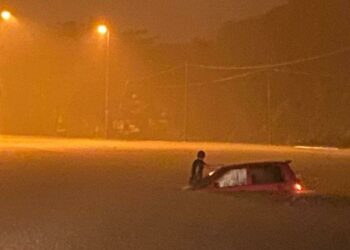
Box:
left=149, top=69, right=265, bottom=89
left=128, top=65, right=184, bottom=84
left=190, top=46, right=350, bottom=71
left=189, top=69, right=266, bottom=87
left=272, top=68, right=335, bottom=78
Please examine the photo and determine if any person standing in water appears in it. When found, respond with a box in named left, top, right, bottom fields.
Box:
left=189, top=150, right=221, bottom=188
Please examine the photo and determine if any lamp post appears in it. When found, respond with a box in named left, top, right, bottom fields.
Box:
left=1, top=10, right=15, bottom=134
left=97, top=24, right=110, bottom=139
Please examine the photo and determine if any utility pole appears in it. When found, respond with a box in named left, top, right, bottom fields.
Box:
left=266, top=71, right=272, bottom=145
left=184, top=62, right=189, bottom=141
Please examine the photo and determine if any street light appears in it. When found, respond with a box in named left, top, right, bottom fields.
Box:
left=96, top=23, right=111, bottom=139
left=97, top=24, right=108, bottom=35
left=1, top=10, right=12, bottom=21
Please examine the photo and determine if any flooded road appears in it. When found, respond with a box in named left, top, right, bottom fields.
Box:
left=0, top=136, right=349, bottom=249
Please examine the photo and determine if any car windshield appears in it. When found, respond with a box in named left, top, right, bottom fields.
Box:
left=216, top=168, right=248, bottom=188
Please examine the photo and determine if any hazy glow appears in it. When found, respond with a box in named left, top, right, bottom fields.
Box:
left=97, top=24, right=108, bottom=35
left=1, top=10, right=12, bottom=21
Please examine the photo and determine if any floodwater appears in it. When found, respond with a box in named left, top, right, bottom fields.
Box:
left=0, top=137, right=349, bottom=249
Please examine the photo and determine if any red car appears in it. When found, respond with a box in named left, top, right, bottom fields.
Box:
left=195, top=160, right=305, bottom=194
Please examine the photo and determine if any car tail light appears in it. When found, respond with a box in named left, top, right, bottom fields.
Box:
left=294, top=183, right=302, bottom=191
left=209, top=171, right=215, bottom=176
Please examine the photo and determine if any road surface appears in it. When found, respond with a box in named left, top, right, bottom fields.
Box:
left=0, top=136, right=349, bottom=249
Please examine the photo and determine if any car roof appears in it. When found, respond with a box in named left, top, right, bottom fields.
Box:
left=221, top=160, right=292, bottom=170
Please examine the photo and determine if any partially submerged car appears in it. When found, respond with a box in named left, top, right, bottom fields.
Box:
left=192, top=160, right=305, bottom=194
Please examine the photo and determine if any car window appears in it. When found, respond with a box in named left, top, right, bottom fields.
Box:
left=216, top=168, right=247, bottom=188
left=250, top=165, right=283, bottom=184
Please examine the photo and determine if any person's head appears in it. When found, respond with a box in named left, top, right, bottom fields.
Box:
left=197, top=150, right=206, bottom=159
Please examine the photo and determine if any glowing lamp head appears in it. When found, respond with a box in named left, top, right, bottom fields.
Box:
left=97, top=24, right=108, bottom=35
left=1, top=10, right=12, bottom=21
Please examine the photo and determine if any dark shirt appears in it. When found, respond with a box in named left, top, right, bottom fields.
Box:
left=191, top=159, right=206, bottom=180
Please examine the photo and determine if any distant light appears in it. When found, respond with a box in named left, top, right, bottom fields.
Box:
left=1, top=10, right=12, bottom=21
left=97, top=24, right=108, bottom=35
